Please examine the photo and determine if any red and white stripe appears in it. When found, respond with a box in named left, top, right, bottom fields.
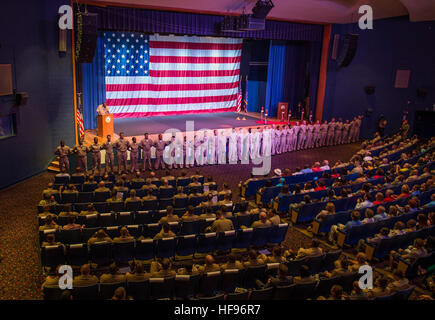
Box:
left=106, top=35, right=242, bottom=118
left=77, top=111, right=84, bottom=137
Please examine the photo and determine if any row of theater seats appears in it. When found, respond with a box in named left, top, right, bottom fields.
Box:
left=312, top=186, right=434, bottom=235
left=43, top=250, right=341, bottom=300
left=290, top=172, right=433, bottom=225
left=38, top=193, right=234, bottom=215
left=40, top=224, right=290, bottom=266
left=53, top=175, right=205, bottom=192
left=39, top=209, right=260, bottom=230
left=242, top=139, right=419, bottom=197
left=43, top=258, right=416, bottom=300
left=46, top=184, right=219, bottom=206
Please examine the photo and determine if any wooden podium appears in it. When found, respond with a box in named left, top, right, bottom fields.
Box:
left=278, top=102, right=288, bottom=121
left=97, top=114, right=114, bottom=138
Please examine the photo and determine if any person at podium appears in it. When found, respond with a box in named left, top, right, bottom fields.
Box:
left=97, top=102, right=110, bottom=115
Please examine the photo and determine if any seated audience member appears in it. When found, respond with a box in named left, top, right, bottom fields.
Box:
left=111, top=287, right=127, bottom=300
left=107, top=227, right=130, bottom=244
left=243, top=249, right=265, bottom=268
left=161, top=170, right=175, bottom=182
left=58, top=204, right=79, bottom=218
left=312, top=162, right=322, bottom=172
left=267, top=209, right=281, bottom=226
left=251, top=212, right=272, bottom=228
left=198, top=255, right=220, bottom=273
left=187, top=176, right=201, bottom=189
left=60, top=184, right=78, bottom=194
left=159, top=179, right=174, bottom=193
left=39, top=215, right=59, bottom=231
left=176, top=262, right=200, bottom=275
left=210, top=210, right=234, bottom=233
left=38, top=205, right=56, bottom=220
left=314, top=180, right=327, bottom=191
left=323, top=259, right=351, bottom=278
left=387, top=270, right=410, bottom=292
left=372, top=192, right=385, bottom=205
left=256, top=263, right=293, bottom=289
left=126, top=261, right=151, bottom=282
left=218, top=183, right=232, bottom=198
left=318, top=285, right=345, bottom=300
left=373, top=206, right=388, bottom=221
left=151, top=258, right=176, bottom=278
left=42, top=183, right=59, bottom=197
left=397, top=185, right=411, bottom=199
left=293, top=265, right=315, bottom=284
left=416, top=213, right=430, bottom=230
left=235, top=202, right=250, bottom=217
left=405, top=219, right=417, bottom=232
left=362, top=208, right=375, bottom=224
left=348, top=252, right=369, bottom=272
left=106, top=190, right=122, bottom=203
left=389, top=238, right=428, bottom=269
left=389, top=221, right=406, bottom=237
left=301, top=165, right=313, bottom=174
left=181, top=205, right=199, bottom=222
left=41, top=233, right=63, bottom=248
left=95, top=181, right=110, bottom=193
left=39, top=193, right=57, bottom=207
left=131, top=171, right=144, bottom=183
left=264, top=246, right=287, bottom=263
left=159, top=206, right=180, bottom=224
left=199, top=192, right=215, bottom=207
left=349, top=281, right=369, bottom=300
left=63, top=216, right=82, bottom=230
left=203, top=176, right=217, bottom=191
left=295, top=239, right=323, bottom=259
left=383, top=189, right=396, bottom=202
left=320, top=160, right=330, bottom=171
left=424, top=194, right=435, bottom=208
left=73, top=264, right=99, bottom=287
left=328, top=210, right=362, bottom=243
left=88, top=229, right=112, bottom=245
left=217, top=193, right=233, bottom=206
left=315, top=202, right=336, bottom=221
left=125, top=189, right=141, bottom=203
left=301, top=182, right=314, bottom=193
left=199, top=206, right=216, bottom=219
left=141, top=178, right=158, bottom=193
left=142, top=189, right=157, bottom=201
left=173, top=187, right=187, bottom=201
left=41, top=266, right=61, bottom=289
left=220, top=253, right=244, bottom=270
left=367, top=277, right=390, bottom=298
left=79, top=204, right=98, bottom=216
left=100, top=264, right=126, bottom=283
left=154, top=222, right=176, bottom=240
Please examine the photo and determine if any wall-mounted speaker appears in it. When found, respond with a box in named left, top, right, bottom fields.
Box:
left=364, top=85, right=375, bottom=95
left=76, top=13, right=98, bottom=63
left=416, top=88, right=427, bottom=98
left=337, top=34, right=359, bottom=68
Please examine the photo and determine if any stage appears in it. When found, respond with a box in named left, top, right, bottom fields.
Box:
left=113, top=112, right=261, bottom=136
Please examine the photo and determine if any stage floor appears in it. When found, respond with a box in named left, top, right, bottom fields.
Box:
left=113, top=112, right=260, bottom=136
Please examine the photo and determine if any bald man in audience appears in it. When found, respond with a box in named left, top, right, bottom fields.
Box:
left=55, top=140, right=72, bottom=173
left=114, top=227, right=135, bottom=243
left=95, top=181, right=110, bottom=193
left=251, top=212, right=272, bottom=228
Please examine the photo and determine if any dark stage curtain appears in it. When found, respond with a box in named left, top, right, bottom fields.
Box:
left=86, top=6, right=323, bottom=42
left=307, top=41, right=322, bottom=117
left=81, top=36, right=106, bottom=130
left=265, top=40, right=287, bottom=117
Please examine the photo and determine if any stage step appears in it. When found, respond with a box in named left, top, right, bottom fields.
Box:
left=47, top=157, right=60, bottom=173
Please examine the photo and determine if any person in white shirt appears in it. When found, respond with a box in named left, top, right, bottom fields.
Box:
left=228, top=128, right=238, bottom=164
left=320, top=160, right=330, bottom=171
left=262, top=126, right=272, bottom=158
left=217, top=130, right=227, bottom=164
left=240, top=128, right=250, bottom=163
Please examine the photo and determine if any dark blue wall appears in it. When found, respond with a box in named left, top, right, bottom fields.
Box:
left=323, top=16, right=435, bottom=138
left=0, top=0, right=74, bottom=189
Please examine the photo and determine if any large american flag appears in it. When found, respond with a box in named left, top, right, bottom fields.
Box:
left=103, top=32, right=243, bottom=118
